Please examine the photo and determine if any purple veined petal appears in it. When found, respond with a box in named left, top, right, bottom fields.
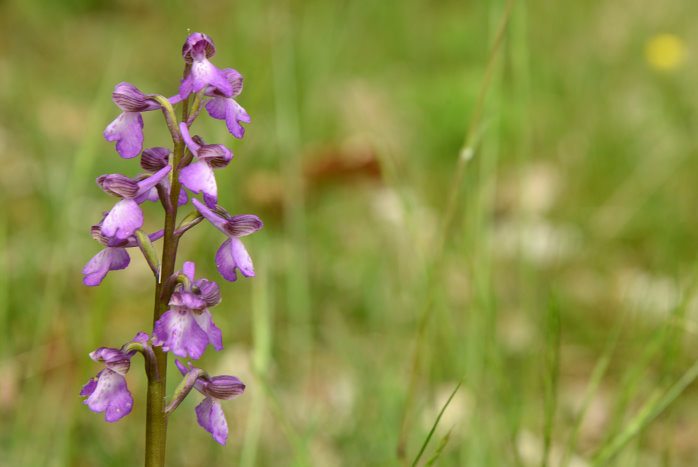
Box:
left=141, top=147, right=171, bottom=172
left=104, top=112, right=144, bottom=159
left=112, top=82, right=160, bottom=112
left=152, top=309, right=210, bottom=360
left=197, top=144, right=232, bottom=168
left=101, top=199, right=144, bottom=242
left=97, top=174, right=139, bottom=199
left=201, top=375, right=245, bottom=400
left=82, top=369, right=134, bottom=422
left=203, top=68, right=243, bottom=99
left=226, top=215, right=263, bottom=237
left=195, top=397, right=229, bottom=445
left=191, top=198, right=228, bottom=233
left=193, top=309, right=223, bottom=352
left=195, top=279, right=221, bottom=308
left=179, top=122, right=200, bottom=154
left=135, top=166, right=171, bottom=197
left=182, top=32, right=216, bottom=64
left=225, top=68, right=244, bottom=97
left=180, top=162, right=217, bottom=204
left=82, top=248, right=130, bottom=286
left=89, top=347, right=127, bottom=366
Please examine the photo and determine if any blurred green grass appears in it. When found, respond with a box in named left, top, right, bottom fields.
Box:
left=2, top=0, right=698, bottom=465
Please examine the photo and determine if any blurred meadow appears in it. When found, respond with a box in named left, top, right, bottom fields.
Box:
left=2, top=0, right=698, bottom=465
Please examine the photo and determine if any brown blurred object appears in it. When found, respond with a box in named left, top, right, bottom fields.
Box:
left=245, top=143, right=382, bottom=214
left=303, top=144, right=381, bottom=187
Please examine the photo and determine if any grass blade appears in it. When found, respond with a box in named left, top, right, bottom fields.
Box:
left=411, top=377, right=464, bottom=467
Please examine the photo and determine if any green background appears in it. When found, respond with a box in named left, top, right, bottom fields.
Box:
left=2, top=0, right=698, bottom=465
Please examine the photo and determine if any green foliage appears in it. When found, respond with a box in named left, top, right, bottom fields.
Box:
left=2, top=0, right=698, bottom=465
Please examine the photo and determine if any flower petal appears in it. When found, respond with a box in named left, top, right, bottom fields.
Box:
left=101, top=199, right=144, bottom=242
left=140, top=147, right=171, bottom=172
left=215, top=237, right=255, bottom=281
left=82, top=248, right=130, bottom=286
left=191, top=198, right=228, bottom=234
left=201, top=375, right=245, bottom=400
left=195, top=397, right=229, bottom=445
left=193, top=309, right=223, bottom=352
left=112, top=82, right=160, bottom=112
left=178, top=55, right=232, bottom=99
left=104, top=112, right=144, bottom=159
left=183, top=261, right=196, bottom=282
left=230, top=237, right=255, bottom=277
left=80, top=377, right=98, bottom=397
left=180, top=162, right=217, bottom=204
left=182, top=32, right=216, bottom=64
left=179, top=122, right=201, bottom=154
left=215, top=238, right=238, bottom=281
left=82, top=369, right=134, bottom=422
left=135, top=166, right=171, bottom=197
left=205, top=97, right=250, bottom=139
left=152, top=309, right=210, bottom=359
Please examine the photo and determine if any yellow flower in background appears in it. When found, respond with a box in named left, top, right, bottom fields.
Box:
left=645, top=33, right=685, bottom=71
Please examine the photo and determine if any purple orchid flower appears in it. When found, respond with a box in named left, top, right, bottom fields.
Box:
left=80, top=332, right=150, bottom=422
left=152, top=261, right=223, bottom=360
left=82, top=220, right=164, bottom=286
left=175, top=360, right=245, bottom=445
left=104, top=83, right=162, bottom=159
left=138, top=147, right=189, bottom=206
left=97, top=166, right=171, bottom=243
left=179, top=33, right=232, bottom=99
left=178, top=123, right=232, bottom=208
left=204, top=68, right=250, bottom=138
left=191, top=198, right=263, bottom=282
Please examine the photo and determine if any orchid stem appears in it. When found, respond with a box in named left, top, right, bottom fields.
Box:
left=144, top=91, right=187, bottom=467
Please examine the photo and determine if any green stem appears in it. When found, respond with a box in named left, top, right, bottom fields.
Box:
left=144, top=115, right=186, bottom=467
